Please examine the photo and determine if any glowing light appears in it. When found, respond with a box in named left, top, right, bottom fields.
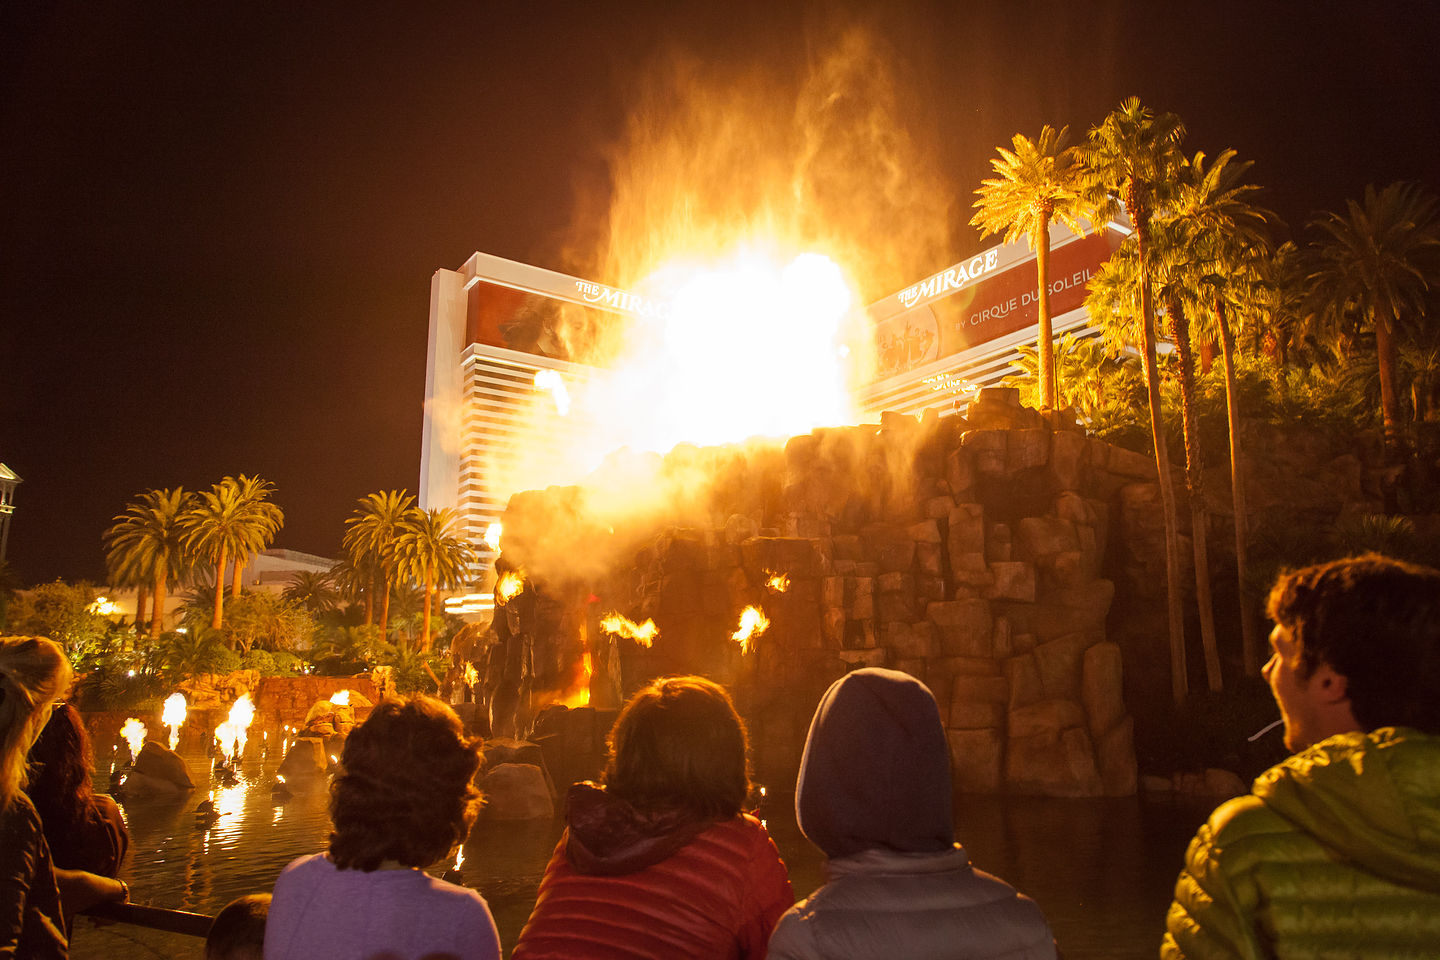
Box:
left=120, top=718, right=147, bottom=759
left=496, top=572, right=525, bottom=604
left=600, top=614, right=658, bottom=648
left=533, top=370, right=571, bottom=416
left=462, top=662, right=478, bottom=688
left=732, top=606, right=770, bottom=654
left=329, top=689, right=351, bottom=707
left=161, top=693, right=187, bottom=752
left=482, top=522, right=503, bottom=551
left=559, top=651, right=594, bottom=709
left=88, top=596, right=123, bottom=616
left=764, top=571, right=790, bottom=593
left=453, top=846, right=466, bottom=872
left=213, top=694, right=255, bottom=763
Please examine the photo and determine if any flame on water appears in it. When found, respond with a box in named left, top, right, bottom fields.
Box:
left=732, top=606, right=770, bottom=654
left=329, top=689, right=351, bottom=707
left=533, top=370, right=571, bottom=416
left=120, top=718, right=147, bottom=759
left=214, top=694, right=255, bottom=763
left=482, top=523, right=502, bottom=552
left=161, top=693, right=187, bottom=752
left=764, top=571, right=790, bottom=593
left=496, top=572, right=525, bottom=605
left=600, top=614, right=658, bottom=648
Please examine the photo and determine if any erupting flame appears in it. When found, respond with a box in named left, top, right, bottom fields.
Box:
left=120, top=718, right=147, bottom=760
left=329, top=689, right=351, bottom=707
left=600, top=614, right=658, bottom=648
left=482, top=522, right=503, bottom=552
left=559, top=651, right=594, bottom=709
left=161, top=693, right=187, bottom=752
left=453, top=846, right=466, bottom=872
left=496, top=572, right=525, bottom=604
left=214, top=694, right=256, bottom=764
left=764, top=572, right=790, bottom=593
left=533, top=370, right=571, bottom=416
left=732, top=606, right=770, bottom=654
left=462, top=662, right=479, bottom=688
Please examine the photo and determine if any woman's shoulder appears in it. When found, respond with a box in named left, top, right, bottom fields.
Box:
left=275, top=852, right=334, bottom=885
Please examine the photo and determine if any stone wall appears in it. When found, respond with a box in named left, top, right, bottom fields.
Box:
left=495, top=388, right=1170, bottom=797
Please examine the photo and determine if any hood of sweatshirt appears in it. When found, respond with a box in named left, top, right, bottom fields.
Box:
left=795, top=667, right=954, bottom=859
left=563, top=782, right=710, bottom=876
left=1256, top=727, right=1440, bottom=892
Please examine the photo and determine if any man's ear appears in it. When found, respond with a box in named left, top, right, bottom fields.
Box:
left=1312, top=663, right=1350, bottom=704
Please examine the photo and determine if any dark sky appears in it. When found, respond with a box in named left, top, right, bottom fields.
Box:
left=3, top=1, right=1438, bottom=584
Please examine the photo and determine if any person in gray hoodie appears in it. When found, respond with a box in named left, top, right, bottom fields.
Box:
left=768, top=667, right=1056, bottom=960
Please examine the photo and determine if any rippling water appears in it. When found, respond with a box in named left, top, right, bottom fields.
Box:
left=72, top=748, right=1211, bottom=959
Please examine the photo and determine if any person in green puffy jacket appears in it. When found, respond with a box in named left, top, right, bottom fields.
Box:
left=1162, top=553, right=1440, bottom=959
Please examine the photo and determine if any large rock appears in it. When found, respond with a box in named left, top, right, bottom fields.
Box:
left=1007, top=699, right=1086, bottom=739
left=1096, top=717, right=1137, bottom=797
left=133, top=740, right=195, bottom=789
left=947, top=728, right=1003, bottom=793
left=1005, top=726, right=1103, bottom=797
left=882, top=621, right=936, bottom=659
left=947, top=504, right=986, bottom=555
left=277, top=737, right=333, bottom=780
left=1006, top=429, right=1050, bottom=473
left=1048, top=430, right=1088, bottom=491
left=1003, top=653, right=1044, bottom=710
left=479, top=763, right=555, bottom=820
left=1081, top=641, right=1126, bottom=736
left=927, top=600, right=993, bottom=658
left=1014, top=517, right=1080, bottom=561
left=1033, top=633, right=1092, bottom=700
left=740, top=537, right=828, bottom=578
left=986, top=561, right=1035, bottom=602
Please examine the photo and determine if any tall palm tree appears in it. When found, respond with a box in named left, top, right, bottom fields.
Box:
left=182, top=477, right=280, bottom=632
left=394, top=507, right=475, bottom=652
left=329, top=556, right=375, bottom=624
left=104, top=487, right=192, bottom=639
left=1168, top=149, right=1276, bottom=675
left=227, top=475, right=284, bottom=599
left=282, top=569, right=340, bottom=615
left=342, top=490, right=416, bottom=641
left=972, top=125, right=1091, bottom=410
left=1307, top=181, right=1440, bottom=438
left=1081, top=97, right=1191, bottom=706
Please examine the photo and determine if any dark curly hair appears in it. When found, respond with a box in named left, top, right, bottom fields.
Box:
left=602, top=676, right=751, bottom=820
left=328, top=697, right=483, bottom=870
left=28, top=703, right=95, bottom=843
left=1268, top=553, right=1440, bottom=733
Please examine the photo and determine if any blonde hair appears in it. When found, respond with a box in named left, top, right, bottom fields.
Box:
left=0, top=636, right=73, bottom=811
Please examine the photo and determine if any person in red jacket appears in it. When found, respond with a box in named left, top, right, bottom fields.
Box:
left=513, top=675, right=794, bottom=960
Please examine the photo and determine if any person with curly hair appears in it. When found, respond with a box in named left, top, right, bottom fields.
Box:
left=28, top=703, right=128, bottom=880
left=263, top=696, right=500, bottom=960
left=1, top=636, right=127, bottom=958
left=512, top=675, right=794, bottom=960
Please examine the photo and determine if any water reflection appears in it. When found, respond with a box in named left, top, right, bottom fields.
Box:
left=75, top=750, right=1210, bottom=960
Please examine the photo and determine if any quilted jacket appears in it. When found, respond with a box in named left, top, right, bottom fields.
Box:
left=1162, top=727, right=1440, bottom=959
left=511, top=783, right=793, bottom=960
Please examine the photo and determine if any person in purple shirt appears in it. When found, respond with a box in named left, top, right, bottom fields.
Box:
left=264, top=696, right=500, bottom=960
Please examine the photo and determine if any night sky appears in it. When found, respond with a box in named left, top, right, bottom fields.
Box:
left=3, top=1, right=1438, bottom=585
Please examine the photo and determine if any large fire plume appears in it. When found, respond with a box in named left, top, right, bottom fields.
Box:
left=600, top=613, right=658, bottom=648
left=161, top=693, right=187, bottom=751
left=732, top=606, right=770, bottom=655
left=120, top=718, right=147, bottom=760
left=214, top=694, right=256, bottom=764
left=480, top=26, right=955, bottom=540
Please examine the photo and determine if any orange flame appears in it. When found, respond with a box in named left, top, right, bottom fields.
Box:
left=482, top=522, right=502, bottom=552
left=600, top=613, right=658, bottom=648
left=732, top=606, right=770, bottom=654
left=496, top=572, right=525, bottom=605
left=533, top=370, right=571, bottom=416
left=161, top=693, right=187, bottom=752
left=559, top=652, right=594, bottom=708
left=214, top=694, right=255, bottom=763
left=120, top=718, right=147, bottom=759
left=764, top=571, right=790, bottom=593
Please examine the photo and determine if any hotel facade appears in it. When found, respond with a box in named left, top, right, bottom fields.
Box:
left=420, top=220, right=1127, bottom=591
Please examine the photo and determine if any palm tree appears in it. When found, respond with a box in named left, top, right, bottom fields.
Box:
left=104, top=487, right=192, bottom=639
left=182, top=477, right=281, bottom=632
left=342, top=490, right=416, bottom=641
left=282, top=569, right=340, bottom=615
left=329, top=556, right=374, bottom=623
left=972, top=125, right=1091, bottom=410
left=1081, top=97, right=1191, bottom=706
left=394, top=507, right=475, bottom=651
left=1307, top=181, right=1440, bottom=439
left=227, top=475, right=284, bottom=599
left=1168, top=149, right=1276, bottom=675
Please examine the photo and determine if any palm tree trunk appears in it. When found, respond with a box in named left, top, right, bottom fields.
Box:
left=1216, top=297, right=1259, bottom=674
left=379, top=566, right=392, bottom=639
left=212, top=543, right=228, bottom=631
left=421, top=567, right=434, bottom=653
left=363, top=581, right=374, bottom=626
left=231, top=556, right=245, bottom=599
left=1168, top=296, right=1222, bottom=692
left=1376, top=310, right=1402, bottom=438
left=151, top=562, right=167, bottom=639
left=1133, top=202, right=1189, bottom=706
left=1035, top=215, right=1057, bottom=409
left=134, top=584, right=148, bottom=642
